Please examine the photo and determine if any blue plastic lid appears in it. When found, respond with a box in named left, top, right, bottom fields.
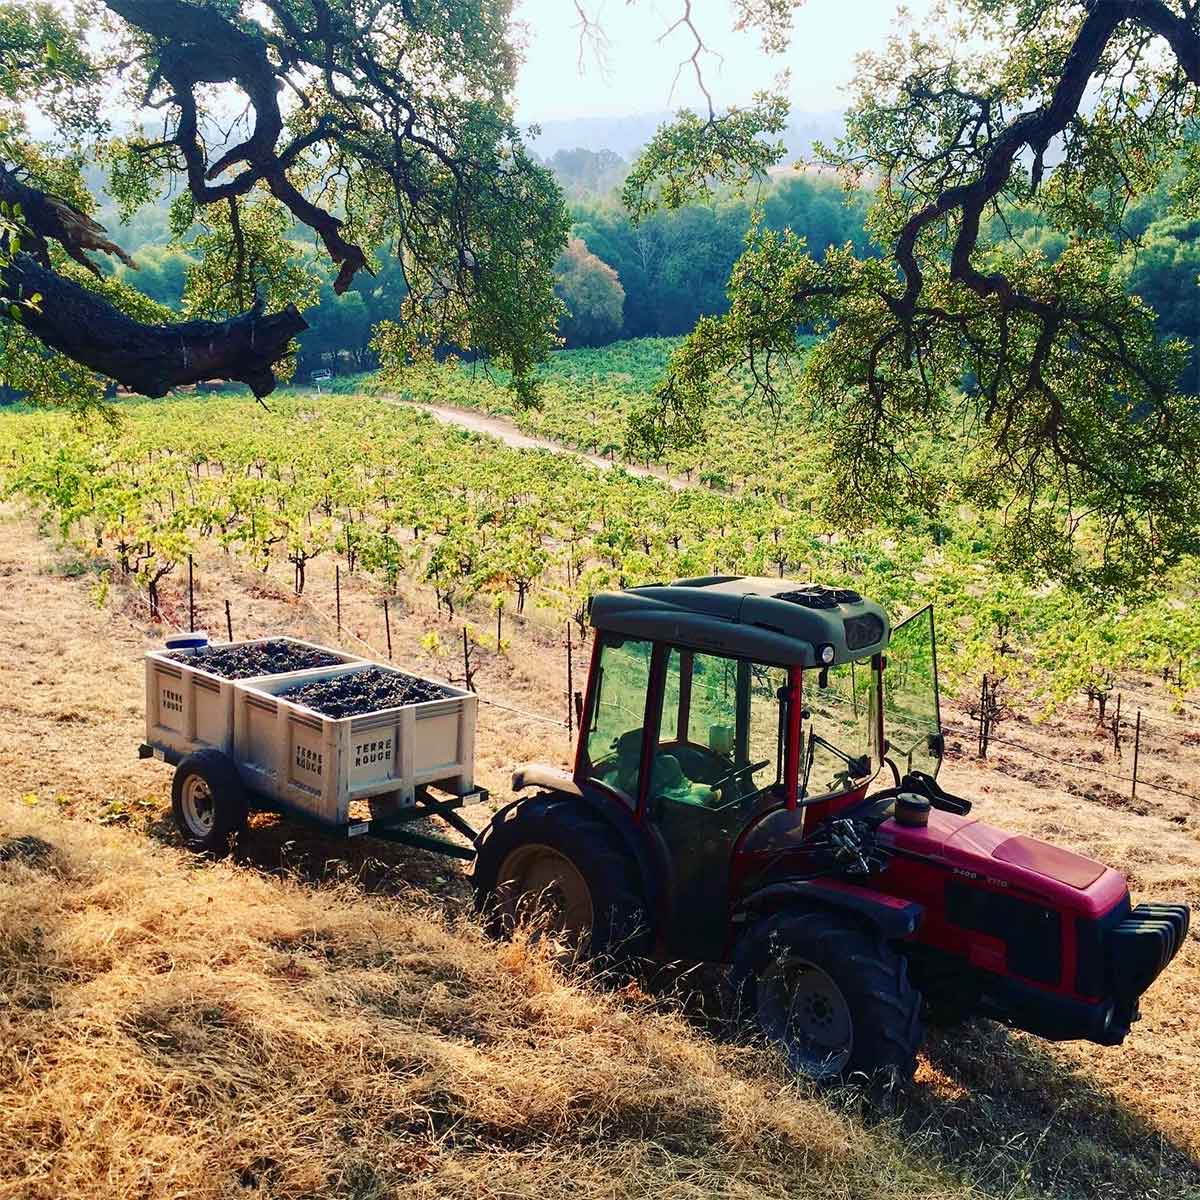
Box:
left=165, top=632, right=209, bottom=651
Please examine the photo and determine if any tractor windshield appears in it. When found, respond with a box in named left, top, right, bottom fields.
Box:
left=656, top=650, right=786, bottom=807
left=800, top=657, right=878, bottom=798
left=883, top=605, right=943, bottom=776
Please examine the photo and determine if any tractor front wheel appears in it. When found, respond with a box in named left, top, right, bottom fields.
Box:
left=729, top=910, right=923, bottom=1085
left=472, top=793, right=649, bottom=966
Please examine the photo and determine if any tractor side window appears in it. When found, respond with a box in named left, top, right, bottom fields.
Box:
left=585, top=635, right=653, bottom=801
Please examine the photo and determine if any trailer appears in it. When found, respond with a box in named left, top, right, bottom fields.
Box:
left=140, top=636, right=487, bottom=859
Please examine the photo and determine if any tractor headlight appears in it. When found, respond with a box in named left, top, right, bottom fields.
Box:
left=818, top=643, right=835, bottom=665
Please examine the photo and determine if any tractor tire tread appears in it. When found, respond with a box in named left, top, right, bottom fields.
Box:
left=729, top=908, right=923, bottom=1085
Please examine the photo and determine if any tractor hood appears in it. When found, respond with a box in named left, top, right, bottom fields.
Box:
left=881, top=810, right=1128, bottom=918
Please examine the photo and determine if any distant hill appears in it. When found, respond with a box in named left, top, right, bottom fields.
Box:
left=525, top=109, right=844, bottom=163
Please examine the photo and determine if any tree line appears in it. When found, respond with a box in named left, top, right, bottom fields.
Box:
left=74, top=155, right=874, bottom=373
left=74, top=142, right=1200, bottom=383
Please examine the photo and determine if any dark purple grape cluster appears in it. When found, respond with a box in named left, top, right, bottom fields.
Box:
left=167, top=639, right=343, bottom=679
left=281, top=667, right=451, bottom=717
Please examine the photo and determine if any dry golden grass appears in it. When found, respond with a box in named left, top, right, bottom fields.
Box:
left=1, top=504, right=1199, bottom=1199
left=0, top=802, right=974, bottom=1200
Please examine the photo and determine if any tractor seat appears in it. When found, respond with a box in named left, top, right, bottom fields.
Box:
left=602, top=728, right=645, bottom=796
left=601, top=729, right=718, bottom=807
left=651, top=750, right=719, bottom=807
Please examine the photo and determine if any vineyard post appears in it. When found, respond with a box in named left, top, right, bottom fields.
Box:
left=384, top=599, right=393, bottom=659
left=462, top=626, right=474, bottom=692
left=977, top=676, right=984, bottom=757
left=188, top=555, right=195, bottom=632
left=335, top=565, right=341, bottom=633
left=1113, top=693, right=1122, bottom=756
left=1131, top=710, right=1142, bottom=801
left=566, top=622, right=574, bottom=739
left=977, top=676, right=989, bottom=758
left=224, top=599, right=233, bottom=642
left=496, top=600, right=502, bottom=648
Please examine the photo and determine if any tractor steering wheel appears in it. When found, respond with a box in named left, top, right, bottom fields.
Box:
left=711, top=758, right=772, bottom=804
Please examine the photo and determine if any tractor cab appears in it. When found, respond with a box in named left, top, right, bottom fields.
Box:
left=576, top=576, right=942, bottom=957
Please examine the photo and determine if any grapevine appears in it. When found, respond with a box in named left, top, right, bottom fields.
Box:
left=2, top=346, right=1197, bottom=708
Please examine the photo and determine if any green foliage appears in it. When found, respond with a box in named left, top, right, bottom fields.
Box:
left=623, top=94, right=790, bottom=219
left=628, top=1, right=1200, bottom=598
left=182, top=200, right=318, bottom=323
left=1121, top=214, right=1200, bottom=388
left=0, top=0, right=570, bottom=403
left=3, top=360, right=1195, bottom=704
left=570, top=173, right=875, bottom=341
left=554, top=238, right=625, bottom=348
left=117, top=245, right=195, bottom=312
left=0, top=1, right=101, bottom=139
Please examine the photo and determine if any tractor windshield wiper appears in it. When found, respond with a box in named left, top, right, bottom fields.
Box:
left=809, top=731, right=856, bottom=765
left=801, top=730, right=871, bottom=797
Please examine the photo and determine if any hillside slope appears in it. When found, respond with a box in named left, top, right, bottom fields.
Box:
left=0, top=505, right=1198, bottom=1199
left=3, top=805, right=906, bottom=1200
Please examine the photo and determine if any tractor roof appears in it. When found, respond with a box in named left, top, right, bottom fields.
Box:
left=589, top=576, right=890, bottom=667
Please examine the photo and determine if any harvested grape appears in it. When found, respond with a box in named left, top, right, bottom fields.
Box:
left=167, top=639, right=344, bottom=679
left=281, top=666, right=452, bottom=717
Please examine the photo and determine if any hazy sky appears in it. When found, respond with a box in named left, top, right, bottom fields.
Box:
left=511, top=0, right=936, bottom=122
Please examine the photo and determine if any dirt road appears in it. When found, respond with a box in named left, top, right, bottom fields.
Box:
left=380, top=394, right=688, bottom=488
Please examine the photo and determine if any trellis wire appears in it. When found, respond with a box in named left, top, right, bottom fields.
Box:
left=972, top=729, right=1198, bottom=806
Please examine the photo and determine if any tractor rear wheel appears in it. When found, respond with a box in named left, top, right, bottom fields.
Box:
left=472, top=793, right=649, bottom=965
left=729, top=910, right=923, bottom=1085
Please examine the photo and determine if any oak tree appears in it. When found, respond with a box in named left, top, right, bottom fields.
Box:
left=554, top=237, right=625, bottom=346
left=0, top=0, right=567, bottom=404
left=635, top=0, right=1200, bottom=593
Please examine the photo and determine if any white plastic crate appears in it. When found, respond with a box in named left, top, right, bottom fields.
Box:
left=144, top=637, right=364, bottom=759
left=232, top=662, right=477, bottom=825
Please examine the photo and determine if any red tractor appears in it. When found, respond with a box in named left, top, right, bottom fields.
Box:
left=473, top=576, right=1189, bottom=1082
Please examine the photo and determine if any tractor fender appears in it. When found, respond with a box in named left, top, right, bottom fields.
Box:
left=486, top=776, right=664, bottom=924
left=733, top=877, right=924, bottom=941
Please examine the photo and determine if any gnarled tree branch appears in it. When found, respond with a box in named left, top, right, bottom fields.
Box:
left=894, top=0, right=1200, bottom=326
left=6, top=255, right=306, bottom=397
left=0, top=163, right=305, bottom=396
left=105, top=0, right=368, bottom=295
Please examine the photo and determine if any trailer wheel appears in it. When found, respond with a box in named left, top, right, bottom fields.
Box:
left=171, top=750, right=249, bottom=856
left=473, top=793, right=649, bottom=965
left=729, top=910, right=923, bottom=1085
